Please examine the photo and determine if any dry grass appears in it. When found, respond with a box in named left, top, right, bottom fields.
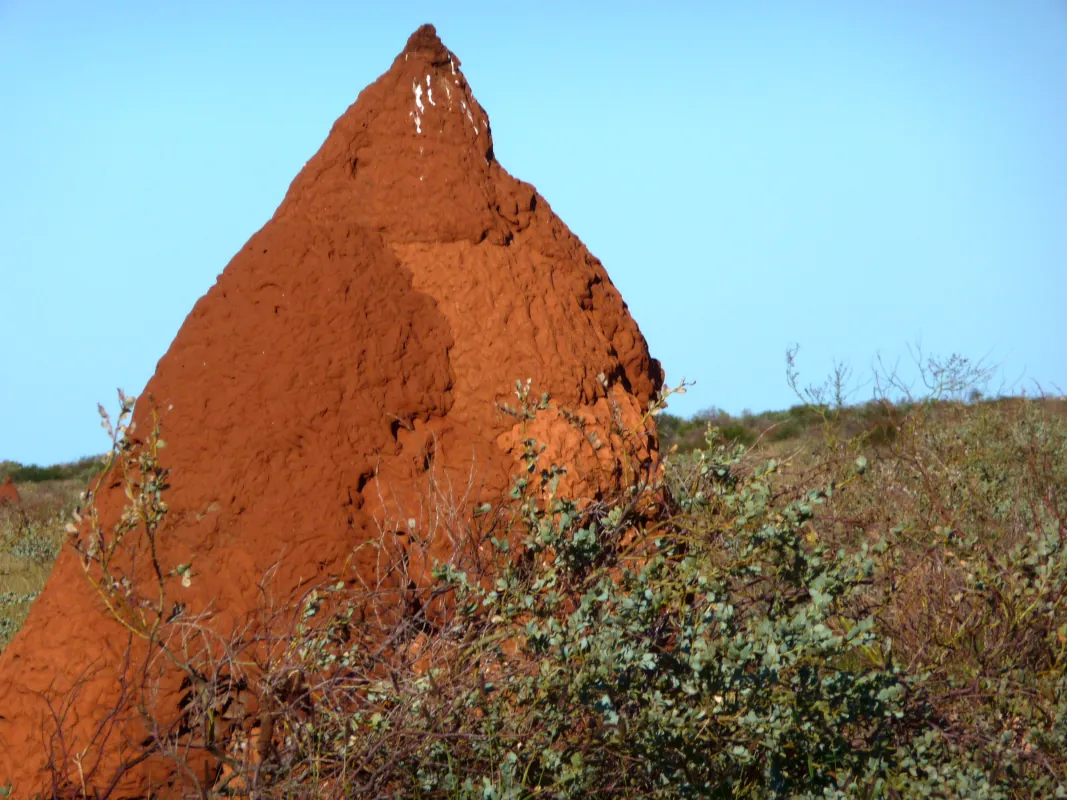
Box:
left=0, top=479, right=85, bottom=651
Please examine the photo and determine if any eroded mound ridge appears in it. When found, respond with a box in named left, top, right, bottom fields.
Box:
left=0, top=25, right=661, bottom=793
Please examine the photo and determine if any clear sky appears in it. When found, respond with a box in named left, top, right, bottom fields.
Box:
left=2, top=1, right=1065, bottom=465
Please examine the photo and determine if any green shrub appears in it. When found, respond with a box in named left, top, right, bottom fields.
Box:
left=15, top=379, right=1067, bottom=798
left=766, top=419, right=804, bottom=442
left=711, top=422, right=757, bottom=447
left=228, top=394, right=1064, bottom=798
left=407, top=447, right=921, bottom=797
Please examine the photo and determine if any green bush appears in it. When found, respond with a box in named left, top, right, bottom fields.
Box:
left=711, top=422, right=757, bottom=447
left=228, top=395, right=1065, bottom=798
left=14, top=380, right=1067, bottom=798
left=407, top=447, right=920, bottom=797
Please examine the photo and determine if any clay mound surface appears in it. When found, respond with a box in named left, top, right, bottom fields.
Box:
left=0, top=24, right=662, bottom=794
left=0, top=476, right=18, bottom=505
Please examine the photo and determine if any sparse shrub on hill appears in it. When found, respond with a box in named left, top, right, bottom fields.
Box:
left=657, top=403, right=825, bottom=455
left=821, top=393, right=1067, bottom=795
left=11, top=360, right=1063, bottom=799
left=0, top=456, right=106, bottom=485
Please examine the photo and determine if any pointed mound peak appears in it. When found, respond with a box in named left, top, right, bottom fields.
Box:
left=405, top=22, right=441, bottom=49
left=402, top=23, right=459, bottom=66
left=276, top=22, right=516, bottom=244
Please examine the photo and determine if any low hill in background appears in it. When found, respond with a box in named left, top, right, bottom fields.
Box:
left=657, top=395, right=1067, bottom=454
left=0, top=455, right=106, bottom=486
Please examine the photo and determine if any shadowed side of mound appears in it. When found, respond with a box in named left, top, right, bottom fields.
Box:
left=0, top=221, right=463, bottom=794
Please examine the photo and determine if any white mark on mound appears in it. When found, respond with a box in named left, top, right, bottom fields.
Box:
left=460, top=100, right=479, bottom=135
left=449, top=56, right=456, bottom=74
left=426, top=74, right=435, bottom=106
left=413, top=81, right=425, bottom=113
left=409, top=110, right=422, bottom=134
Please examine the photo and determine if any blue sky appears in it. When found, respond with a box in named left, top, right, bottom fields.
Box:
left=2, top=1, right=1065, bottom=464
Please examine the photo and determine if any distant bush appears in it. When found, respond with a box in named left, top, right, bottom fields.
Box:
left=712, top=421, right=757, bottom=447
left=0, top=455, right=106, bottom=485
left=657, top=401, right=826, bottom=454
left=766, top=418, right=804, bottom=442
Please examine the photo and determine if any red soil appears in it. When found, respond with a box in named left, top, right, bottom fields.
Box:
left=0, top=476, right=18, bottom=505
left=0, top=25, right=661, bottom=795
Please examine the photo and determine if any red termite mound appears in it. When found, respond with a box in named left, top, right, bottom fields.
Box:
left=0, top=476, right=19, bottom=505
left=0, top=24, right=662, bottom=794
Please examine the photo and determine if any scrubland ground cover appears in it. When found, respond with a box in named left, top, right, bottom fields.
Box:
left=2, top=353, right=1065, bottom=798
left=0, top=475, right=96, bottom=650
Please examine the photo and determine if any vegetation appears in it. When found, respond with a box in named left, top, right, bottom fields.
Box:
left=656, top=403, right=824, bottom=451
left=2, top=351, right=1066, bottom=797
left=0, top=455, right=105, bottom=485
left=0, top=480, right=84, bottom=650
